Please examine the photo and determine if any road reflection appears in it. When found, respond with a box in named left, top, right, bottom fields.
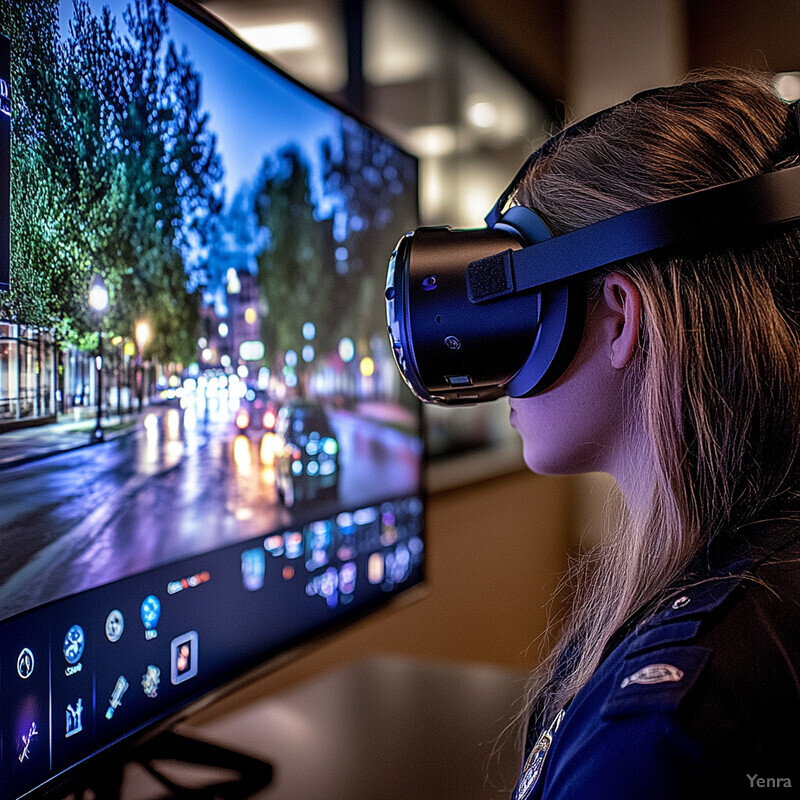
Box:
left=0, top=388, right=422, bottom=623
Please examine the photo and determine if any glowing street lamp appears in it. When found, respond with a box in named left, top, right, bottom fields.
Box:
left=135, top=320, right=151, bottom=412
left=135, top=320, right=151, bottom=352
left=88, top=274, right=109, bottom=442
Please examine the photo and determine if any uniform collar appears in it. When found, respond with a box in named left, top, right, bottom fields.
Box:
left=599, top=519, right=800, bottom=662
left=684, top=517, right=800, bottom=580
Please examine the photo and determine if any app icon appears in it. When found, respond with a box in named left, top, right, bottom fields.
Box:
left=63, top=624, right=85, bottom=665
left=305, top=520, right=332, bottom=571
left=105, top=609, right=125, bottom=642
left=368, top=552, right=385, bottom=584
left=171, top=631, right=199, bottom=685
left=17, top=648, right=34, bottom=679
left=264, top=534, right=284, bottom=557
left=339, top=562, right=357, bottom=595
left=140, top=595, right=161, bottom=633
left=285, top=531, right=303, bottom=559
left=141, top=665, right=161, bottom=698
left=241, top=547, right=266, bottom=591
left=18, top=721, right=38, bottom=763
left=386, top=544, right=411, bottom=584
left=106, top=676, right=129, bottom=719
left=66, top=699, right=84, bottom=737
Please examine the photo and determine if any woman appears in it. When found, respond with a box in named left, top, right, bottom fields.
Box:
left=508, top=73, right=800, bottom=798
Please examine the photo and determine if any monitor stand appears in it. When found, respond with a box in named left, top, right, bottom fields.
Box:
left=69, top=730, right=273, bottom=799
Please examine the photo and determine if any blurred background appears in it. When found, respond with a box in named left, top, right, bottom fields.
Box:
left=200, top=0, right=800, bottom=471
left=191, top=0, right=800, bottom=741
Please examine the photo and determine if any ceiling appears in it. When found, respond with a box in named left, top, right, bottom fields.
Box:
left=432, top=0, right=800, bottom=113
left=201, top=0, right=800, bottom=121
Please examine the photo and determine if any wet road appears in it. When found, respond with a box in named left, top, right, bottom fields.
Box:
left=0, top=402, right=421, bottom=621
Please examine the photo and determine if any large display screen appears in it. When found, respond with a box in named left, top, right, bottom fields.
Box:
left=0, top=30, right=9, bottom=290
left=0, top=1, right=423, bottom=796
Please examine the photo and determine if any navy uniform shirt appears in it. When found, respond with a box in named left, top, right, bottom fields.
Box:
left=514, top=522, right=800, bottom=799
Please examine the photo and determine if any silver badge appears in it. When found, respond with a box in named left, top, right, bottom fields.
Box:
left=514, top=709, right=565, bottom=800
left=620, top=663, right=684, bottom=688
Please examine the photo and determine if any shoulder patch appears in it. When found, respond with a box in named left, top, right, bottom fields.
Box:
left=601, top=645, right=711, bottom=720
left=620, top=663, right=685, bottom=688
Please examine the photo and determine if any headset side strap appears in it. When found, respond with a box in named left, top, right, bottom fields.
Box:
left=468, top=163, right=800, bottom=301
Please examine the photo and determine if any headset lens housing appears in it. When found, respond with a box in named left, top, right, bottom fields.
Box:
left=385, top=226, right=541, bottom=405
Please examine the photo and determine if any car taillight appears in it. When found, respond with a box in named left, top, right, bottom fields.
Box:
left=235, top=410, right=250, bottom=429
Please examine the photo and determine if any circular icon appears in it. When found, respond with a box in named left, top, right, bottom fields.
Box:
left=63, top=624, right=85, bottom=665
left=17, top=648, right=35, bottom=679
left=105, top=609, right=125, bottom=643
left=140, top=595, right=161, bottom=630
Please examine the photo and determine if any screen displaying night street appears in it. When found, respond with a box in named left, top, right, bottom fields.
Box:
left=0, top=0, right=422, bottom=625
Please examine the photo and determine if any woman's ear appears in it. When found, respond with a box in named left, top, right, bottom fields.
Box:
left=602, top=273, right=642, bottom=369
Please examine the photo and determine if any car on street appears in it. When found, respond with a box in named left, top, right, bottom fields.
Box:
left=235, top=388, right=279, bottom=432
left=274, top=400, right=340, bottom=507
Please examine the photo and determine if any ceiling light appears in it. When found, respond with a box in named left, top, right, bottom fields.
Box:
left=407, top=125, right=457, bottom=157
left=774, top=72, right=800, bottom=102
left=466, top=100, right=499, bottom=129
left=238, top=22, right=319, bottom=53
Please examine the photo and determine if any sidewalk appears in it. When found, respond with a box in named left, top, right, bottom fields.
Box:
left=0, top=411, right=142, bottom=470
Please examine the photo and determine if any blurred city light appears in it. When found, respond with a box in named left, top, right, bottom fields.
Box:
left=338, top=337, right=355, bottom=363
left=89, top=274, right=109, bottom=313
left=239, top=340, right=265, bottom=361
left=360, top=356, right=375, bottom=377
left=233, top=435, right=252, bottom=475
left=166, top=408, right=181, bottom=439
left=226, top=268, right=241, bottom=294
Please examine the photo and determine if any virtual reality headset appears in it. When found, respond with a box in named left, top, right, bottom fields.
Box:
left=386, top=100, right=800, bottom=406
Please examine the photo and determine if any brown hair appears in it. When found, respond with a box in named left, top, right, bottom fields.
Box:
left=515, top=72, right=800, bottom=735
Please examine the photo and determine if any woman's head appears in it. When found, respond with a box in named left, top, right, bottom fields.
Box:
left=517, top=72, right=800, bottom=720
left=515, top=72, right=800, bottom=534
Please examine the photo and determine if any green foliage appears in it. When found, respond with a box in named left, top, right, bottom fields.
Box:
left=253, top=147, right=332, bottom=370
left=0, top=0, right=220, bottom=364
left=321, top=117, right=418, bottom=348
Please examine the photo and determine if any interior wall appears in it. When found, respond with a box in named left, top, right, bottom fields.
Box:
left=686, top=0, right=800, bottom=75
left=566, top=0, right=688, bottom=117
left=191, top=467, right=574, bottom=721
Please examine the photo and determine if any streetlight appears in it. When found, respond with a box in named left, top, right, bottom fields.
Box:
left=89, top=274, right=109, bottom=442
left=135, top=320, right=151, bottom=412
